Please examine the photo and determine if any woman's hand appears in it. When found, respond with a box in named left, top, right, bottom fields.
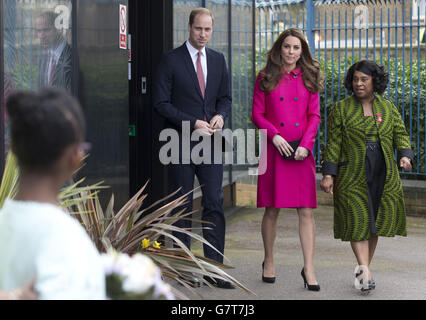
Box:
left=294, top=146, right=309, bottom=161
left=320, top=175, right=334, bottom=194
left=400, top=157, right=412, bottom=171
left=272, top=134, right=294, bottom=157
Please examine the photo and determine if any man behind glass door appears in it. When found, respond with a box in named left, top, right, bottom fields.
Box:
left=35, top=11, right=72, bottom=92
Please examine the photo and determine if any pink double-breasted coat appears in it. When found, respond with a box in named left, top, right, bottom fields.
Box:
left=251, top=68, right=321, bottom=208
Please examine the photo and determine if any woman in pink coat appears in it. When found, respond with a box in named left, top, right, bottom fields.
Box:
left=251, top=28, right=324, bottom=290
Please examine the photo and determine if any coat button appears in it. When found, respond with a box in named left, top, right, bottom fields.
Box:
left=294, top=97, right=298, bottom=101
left=280, top=97, right=284, bottom=101
left=293, top=75, right=298, bottom=79
left=295, top=123, right=300, bottom=127
left=280, top=123, right=284, bottom=127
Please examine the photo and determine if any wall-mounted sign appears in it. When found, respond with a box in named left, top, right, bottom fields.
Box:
left=119, top=4, right=127, bottom=49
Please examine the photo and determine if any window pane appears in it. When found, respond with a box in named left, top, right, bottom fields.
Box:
left=173, top=0, right=202, bottom=48
left=2, top=0, right=73, bottom=155
left=231, top=0, right=254, bottom=132
left=206, top=0, right=228, bottom=60
left=3, top=1, right=72, bottom=92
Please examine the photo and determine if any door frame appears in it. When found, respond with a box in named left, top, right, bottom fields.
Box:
left=128, top=0, right=173, bottom=207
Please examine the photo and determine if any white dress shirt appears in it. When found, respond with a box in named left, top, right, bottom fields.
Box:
left=186, top=40, right=207, bottom=85
left=0, top=199, right=106, bottom=300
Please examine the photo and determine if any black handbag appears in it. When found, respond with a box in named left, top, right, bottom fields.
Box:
left=282, top=139, right=301, bottom=160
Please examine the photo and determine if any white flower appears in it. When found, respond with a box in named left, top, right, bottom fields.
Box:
left=101, top=251, right=131, bottom=276
left=121, top=254, right=159, bottom=294
left=154, top=280, right=175, bottom=300
left=102, top=250, right=175, bottom=300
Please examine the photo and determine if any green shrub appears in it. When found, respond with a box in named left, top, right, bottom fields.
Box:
left=319, top=57, right=426, bottom=175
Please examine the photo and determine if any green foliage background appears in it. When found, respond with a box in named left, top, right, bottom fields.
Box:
left=320, top=57, right=426, bottom=175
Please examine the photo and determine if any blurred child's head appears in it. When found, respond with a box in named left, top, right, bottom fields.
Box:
left=6, top=88, right=86, bottom=178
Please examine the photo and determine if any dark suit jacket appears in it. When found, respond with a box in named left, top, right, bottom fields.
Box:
left=38, top=42, right=72, bottom=93
left=153, top=43, right=232, bottom=132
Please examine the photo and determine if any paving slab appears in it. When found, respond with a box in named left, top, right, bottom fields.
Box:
left=172, top=205, right=426, bottom=300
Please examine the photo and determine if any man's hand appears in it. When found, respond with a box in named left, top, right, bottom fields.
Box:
left=320, top=175, right=334, bottom=194
left=294, top=146, right=309, bottom=161
left=272, top=134, right=294, bottom=158
left=210, top=115, right=224, bottom=130
left=400, top=157, right=412, bottom=171
left=194, top=120, right=215, bottom=136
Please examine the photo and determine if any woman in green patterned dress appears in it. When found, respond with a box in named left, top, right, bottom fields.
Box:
left=320, top=60, right=413, bottom=292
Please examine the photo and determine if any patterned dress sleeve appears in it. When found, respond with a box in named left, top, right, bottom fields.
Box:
left=391, top=103, right=414, bottom=163
left=322, top=102, right=343, bottom=176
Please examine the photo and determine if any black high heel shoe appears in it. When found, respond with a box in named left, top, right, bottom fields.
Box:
left=262, top=262, right=276, bottom=283
left=301, top=268, right=320, bottom=291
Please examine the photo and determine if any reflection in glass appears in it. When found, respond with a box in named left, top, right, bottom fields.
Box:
left=2, top=1, right=72, bottom=157
left=35, top=11, right=72, bottom=91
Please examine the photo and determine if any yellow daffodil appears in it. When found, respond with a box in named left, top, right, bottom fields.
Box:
left=141, top=238, right=150, bottom=249
left=153, top=241, right=161, bottom=249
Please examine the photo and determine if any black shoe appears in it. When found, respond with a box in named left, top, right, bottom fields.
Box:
left=262, top=262, right=276, bottom=283
left=203, top=276, right=236, bottom=289
left=179, top=274, right=201, bottom=288
left=301, top=268, right=320, bottom=291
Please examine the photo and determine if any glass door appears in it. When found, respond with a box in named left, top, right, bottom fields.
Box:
left=1, top=0, right=74, bottom=162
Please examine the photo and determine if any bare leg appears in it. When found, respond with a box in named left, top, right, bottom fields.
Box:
left=297, top=207, right=318, bottom=285
left=367, top=235, right=378, bottom=283
left=368, top=235, right=378, bottom=266
left=350, top=241, right=370, bottom=266
left=350, top=240, right=372, bottom=282
left=261, top=207, right=279, bottom=277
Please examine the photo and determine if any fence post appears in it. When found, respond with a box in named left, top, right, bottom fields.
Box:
left=306, top=0, right=315, bottom=55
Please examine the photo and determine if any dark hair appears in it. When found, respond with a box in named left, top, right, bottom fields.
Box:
left=344, top=60, right=389, bottom=95
left=6, top=88, right=85, bottom=171
left=260, top=28, right=324, bottom=94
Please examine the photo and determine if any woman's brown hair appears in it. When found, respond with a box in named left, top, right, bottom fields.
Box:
left=260, top=28, right=324, bottom=94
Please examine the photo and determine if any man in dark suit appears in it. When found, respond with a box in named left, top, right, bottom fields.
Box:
left=153, top=8, right=233, bottom=289
left=35, top=11, right=72, bottom=93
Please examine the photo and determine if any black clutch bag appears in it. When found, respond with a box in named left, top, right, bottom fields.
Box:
left=282, top=139, right=301, bottom=160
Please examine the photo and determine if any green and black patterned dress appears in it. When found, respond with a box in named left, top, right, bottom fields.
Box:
left=322, top=94, right=414, bottom=242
